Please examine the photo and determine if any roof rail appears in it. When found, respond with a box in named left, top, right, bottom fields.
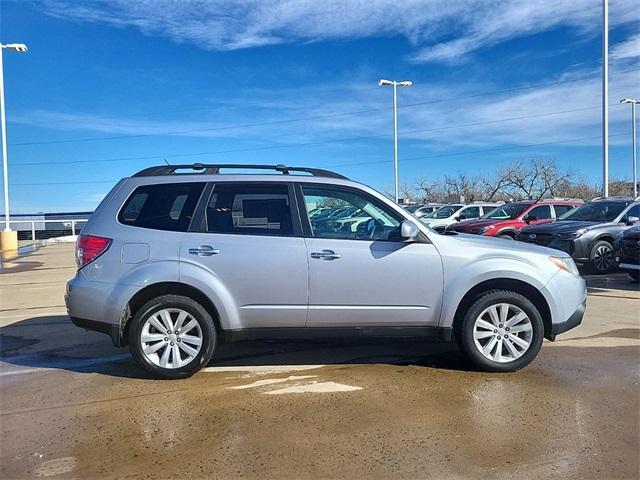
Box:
left=537, top=197, right=584, bottom=202
left=590, top=195, right=637, bottom=201
left=132, top=163, right=348, bottom=180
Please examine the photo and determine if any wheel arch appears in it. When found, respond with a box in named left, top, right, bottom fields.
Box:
left=452, top=278, right=553, bottom=340
left=122, top=282, right=223, bottom=346
left=590, top=234, right=616, bottom=246
left=495, top=228, right=517, bottom=238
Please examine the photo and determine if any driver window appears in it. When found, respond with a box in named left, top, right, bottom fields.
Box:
left=301, top=185, right=401, bottom=241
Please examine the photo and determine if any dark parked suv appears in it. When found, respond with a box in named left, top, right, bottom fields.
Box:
left=517, top=198, right=640, bottom=274
left=614, top=226, right=640, bottom=281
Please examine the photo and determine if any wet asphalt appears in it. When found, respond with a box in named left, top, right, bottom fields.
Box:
left=0, top=244, right=639, bottom=479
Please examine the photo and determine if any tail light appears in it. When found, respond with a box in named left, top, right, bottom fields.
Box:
left=76, top=235, right=112, bottom=269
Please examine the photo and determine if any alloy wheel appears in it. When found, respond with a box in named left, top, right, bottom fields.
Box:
left=594, top=245, right=613, bottom=272
left=472, top=303, right=533, bottom=363
left=140, top=308, right=203, bottom=369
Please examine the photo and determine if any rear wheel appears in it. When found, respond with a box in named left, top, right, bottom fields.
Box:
left=587, top=240, right=614, bottom=274
left=628, top=270, right=640, bottom=282
left=456, top=290, right=544, bottom=372
left=129, top=294, right=216, bottom=379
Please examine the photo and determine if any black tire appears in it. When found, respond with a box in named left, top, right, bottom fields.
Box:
left=128, top=294, right=217, bottom=379
left=498, top=234, right=515, bottom=240
left=628, top=270, right=640, bottom=282
left=586, top=240, right=614, bottom=274
left=455, top=290, right=544, bottom=372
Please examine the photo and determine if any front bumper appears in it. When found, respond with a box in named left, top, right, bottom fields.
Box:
left=544, top=269, right=586, bottom=340
left=618, top=262, right=640, bottom=271
left=517, top=234, right=590, bottom=263
left=549, top=300, right=585, bottom=340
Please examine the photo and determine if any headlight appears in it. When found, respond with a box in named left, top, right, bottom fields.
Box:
left=560, top=228, right=587, bottom=240
left=549, top=256, right=580, bottom=276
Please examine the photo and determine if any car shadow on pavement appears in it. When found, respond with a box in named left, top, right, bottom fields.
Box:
left=0, top=315, right=475, bottom=379
left=583, top=272, right=640, bottom=293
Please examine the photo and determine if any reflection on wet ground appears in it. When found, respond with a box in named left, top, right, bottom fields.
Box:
left=1, top=316, right=638, bottom=479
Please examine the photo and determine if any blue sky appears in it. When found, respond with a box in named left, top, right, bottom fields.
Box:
left=1, top=0, right=639, bottom=213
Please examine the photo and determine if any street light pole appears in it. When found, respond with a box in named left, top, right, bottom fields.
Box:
left=0, top=43, right=28, bottom=250
left=620, top=98, right=639, bottom=197
left=602, top=0, right=609, bottom=197
left=379, top=79, right=412, bottom=203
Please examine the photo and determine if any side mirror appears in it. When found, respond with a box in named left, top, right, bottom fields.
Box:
left=625, top=215, right=639, bottom=225
left=400, top=220, right=420, bottom=241
left=523, top=214, right=537, bottom=223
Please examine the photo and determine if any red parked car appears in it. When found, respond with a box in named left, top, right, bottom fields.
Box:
left=449, top=199, right=582, bottom=239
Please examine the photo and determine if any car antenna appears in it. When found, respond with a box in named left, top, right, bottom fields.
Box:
left=163, top=158, right=170, bottom=166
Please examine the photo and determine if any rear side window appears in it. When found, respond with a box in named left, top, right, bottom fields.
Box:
left=119, top=182, right=205, bottom=232
left=206, top=183, right=293, bottom=236
left=527, top=205, right=552, bottom=219
left=553, top=204, right=576, bottom=217
left=458, top=206, right=480, bottom=220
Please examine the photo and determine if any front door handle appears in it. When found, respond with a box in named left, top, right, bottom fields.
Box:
left=310, top=249, right=341, bottom=260
left=188, top=245, right=220, bottom=256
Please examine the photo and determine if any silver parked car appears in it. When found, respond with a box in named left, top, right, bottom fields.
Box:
left=66, top=164, right=586, bottom=378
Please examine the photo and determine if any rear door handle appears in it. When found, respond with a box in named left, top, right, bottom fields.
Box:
left=310, top=249, right=341, bottom=260
left=188, top=245, right=220, bottom=256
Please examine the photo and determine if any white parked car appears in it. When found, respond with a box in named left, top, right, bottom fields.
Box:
left=421, top=203, right=500, bottom=232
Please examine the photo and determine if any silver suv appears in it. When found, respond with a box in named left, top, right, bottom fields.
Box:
left=65, top=164, right=587, bottom=378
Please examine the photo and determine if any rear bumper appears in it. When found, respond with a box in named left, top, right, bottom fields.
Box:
left=65, top=272, right=137, bottom=347
left=618, top=262, right=640, bottom=271
left=549, top=301, right=585, bottom=340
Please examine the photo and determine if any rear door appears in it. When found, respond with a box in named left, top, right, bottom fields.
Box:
left=298, top=183, right=443, bottom=327
left=180, top=182, right=308, bottom=329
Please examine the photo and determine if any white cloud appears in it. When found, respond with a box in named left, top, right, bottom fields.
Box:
left=611, top=33, right=640, bottom=61
left=11, top=66, right=639, bottom=152
left=40, top=0, right=640, bottom=63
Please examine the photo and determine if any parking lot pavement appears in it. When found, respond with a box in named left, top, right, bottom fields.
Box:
left=1, top=244, right=638, bottom=479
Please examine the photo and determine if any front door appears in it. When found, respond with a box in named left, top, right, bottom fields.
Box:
left=299, top=184, right=443, bottom=327
left=180, top=182, right=308, bottom=329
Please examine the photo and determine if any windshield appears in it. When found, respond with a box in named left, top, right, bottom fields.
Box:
left=427, top=205, right=463, bottom=219
left=404, top=205, right=422, bottom=213
left=560, top=201, right=629, bottom=222
left=482, top=203, right=530, bottom=220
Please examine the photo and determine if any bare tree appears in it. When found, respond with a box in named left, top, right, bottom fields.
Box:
left=409, top=157, right=605, bottom=204
left=500, top=158, right=572, bottom=200
left=415, top=177, right=443, bottom=202
left=442, top=173, right=484, bottom=202
left=482, top=164, right=514, bottom=201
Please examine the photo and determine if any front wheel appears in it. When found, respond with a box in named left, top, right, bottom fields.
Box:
left=129, top=294, right=217, bottom=379
left=587, top=240, right=614, bottom=274
left=456, top=290, right=544, bottom=372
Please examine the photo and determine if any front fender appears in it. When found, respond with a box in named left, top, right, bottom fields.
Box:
left=439, top=256, right=557, bottom=328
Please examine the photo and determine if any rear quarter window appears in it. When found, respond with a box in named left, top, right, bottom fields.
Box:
left=118, top=182, right=205, bottom=232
